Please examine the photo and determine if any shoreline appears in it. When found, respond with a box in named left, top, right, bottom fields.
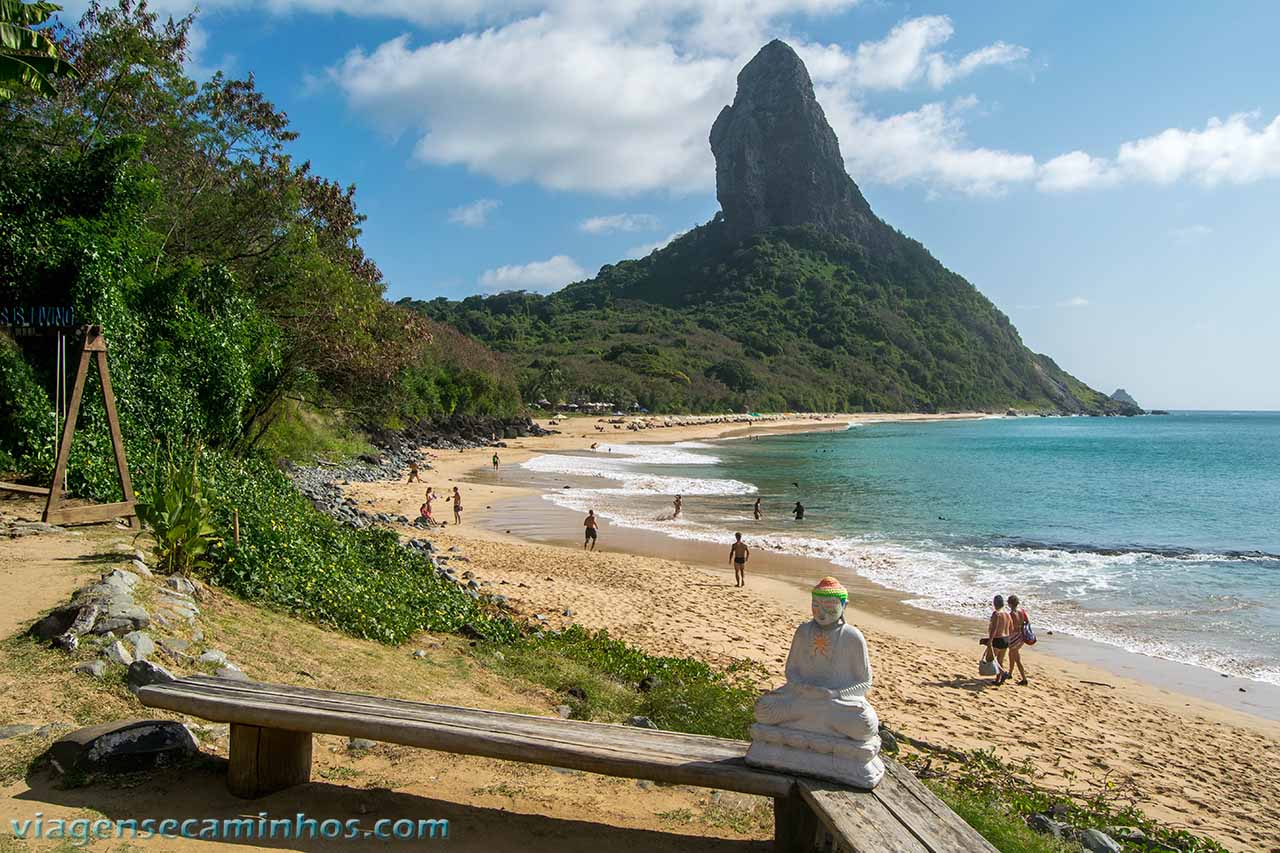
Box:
left=342, top=412, right=1280, bottom=851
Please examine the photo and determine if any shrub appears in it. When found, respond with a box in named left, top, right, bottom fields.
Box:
left=200, top=450, right=517, bottom=645
left=134, top=448, right=221, bottom=576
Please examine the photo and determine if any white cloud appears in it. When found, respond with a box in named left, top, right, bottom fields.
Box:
left=332, top=8, right=1034, bottom=196
left=1039, top=113, right=1280, bottom=192
left=830, top=16, right=1027, bottom=91
left=479, top=254, right=587, bottom=292
left=448, top=198, right=501, bottom=227
left=819, top=93, right=1035, bottom=194
left=1056, top=296, right=1090, bottom=308
left=580, top=213, right=661, bottom=234
left=626, top=230, right=686, bottom=258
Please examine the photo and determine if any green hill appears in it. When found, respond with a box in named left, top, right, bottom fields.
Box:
left=406, top=40, right=1130, bottom=417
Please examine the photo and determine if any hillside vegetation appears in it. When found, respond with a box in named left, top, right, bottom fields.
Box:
left=409, top=218, right=1129, bottom=415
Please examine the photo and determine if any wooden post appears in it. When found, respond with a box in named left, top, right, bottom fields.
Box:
left=774, top=786, right=819, bottom=852
left=40, top=325, right=136, bottom=527
left=233, top=508, right=240, bottom=546
left=228, top=723, right=312, bottom=798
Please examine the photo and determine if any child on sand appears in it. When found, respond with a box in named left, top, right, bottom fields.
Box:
left=407, top=461, right=421, bottom=483
left=492, top=453, right=500, bottom=471
left=451, top=486, right=463, bottom=525
left=1006, top=594, right=1030, bottom=685
left=729, top=532, right=750, bottom=587
left=423, top=487, right=437, bottom=526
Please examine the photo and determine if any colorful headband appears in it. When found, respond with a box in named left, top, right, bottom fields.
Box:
left=812, top=576, right=848, bottom=602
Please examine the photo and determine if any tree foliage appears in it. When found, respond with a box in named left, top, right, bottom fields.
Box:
left=0, top=0, right=77, bottom=100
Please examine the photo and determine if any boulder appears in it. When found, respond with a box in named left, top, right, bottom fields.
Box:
left=0, top=724, right=37, bottom=740
left=1027, top=813, right=1065, bottom=839
left=122, top=631, right=155, bottom=661
left=165, top=575, right=198, bottom=596
left=626, top=716, right=659, bottom=730
left=215, top=667, right=248, bottom=681
left=1079, top=829, right=1123, bottom=853
left=197, top=649, right=228, bottom=666
left=125, top=660, right=176, bottom=693
left=47, top=720, right=197, bottom=775
left=103, top=640, right=134, bottom=667
left=73, top=660, right=108, bottom=679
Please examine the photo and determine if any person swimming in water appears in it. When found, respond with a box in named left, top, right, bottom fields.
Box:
left=792, top=501, right=805, bottom=521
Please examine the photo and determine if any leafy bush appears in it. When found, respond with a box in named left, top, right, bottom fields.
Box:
left=200, top=450, right=517, bottom=645
left=134, top=448, right=221, bottom=575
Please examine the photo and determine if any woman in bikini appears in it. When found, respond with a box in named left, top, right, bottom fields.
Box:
left=987, top=595, right=1013, bottom=685
left=1006, top=594, right=1030, bottom=685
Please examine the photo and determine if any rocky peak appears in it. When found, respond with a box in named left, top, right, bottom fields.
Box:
left=710, top=39, right=882, bottom=244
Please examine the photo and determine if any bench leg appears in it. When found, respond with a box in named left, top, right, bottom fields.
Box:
left=774, top=788, right=819, bottom=852
left=228, top=724, right=312, bottom=798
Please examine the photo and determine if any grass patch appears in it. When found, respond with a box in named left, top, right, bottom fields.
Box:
left=475, top=625, right=764, bottom=738
left=928, top=783, right=1081, bottom=853
left=905, top=750, right=1227, bottom=853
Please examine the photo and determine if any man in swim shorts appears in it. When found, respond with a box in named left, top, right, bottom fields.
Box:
left=729, top=532, right=750, bottom=587
left=583, top=510, right=599, bottom=551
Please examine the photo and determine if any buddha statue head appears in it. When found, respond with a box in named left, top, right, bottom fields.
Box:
left=811, top=576, right=848, bottom=627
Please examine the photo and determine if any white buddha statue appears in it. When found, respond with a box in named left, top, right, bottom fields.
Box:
left=745, top=576, right=884, bottom=789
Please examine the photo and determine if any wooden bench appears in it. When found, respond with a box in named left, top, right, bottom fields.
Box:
left=138, top=676, right=994, bottom=853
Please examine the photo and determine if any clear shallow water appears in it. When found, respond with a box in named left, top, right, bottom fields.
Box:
left=523, top=413, right=1280, bottom=685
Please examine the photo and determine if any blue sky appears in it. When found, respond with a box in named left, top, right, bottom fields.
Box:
left=63, top=0, right=1280, bottom=409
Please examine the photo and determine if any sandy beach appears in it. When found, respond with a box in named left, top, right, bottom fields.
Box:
left=344, top=413, right=1280, bottom=852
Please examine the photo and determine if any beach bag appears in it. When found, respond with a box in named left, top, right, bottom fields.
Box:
left=978, top=646, right=999, bottom=676
left=1019, top=610, right=1037, bottom=646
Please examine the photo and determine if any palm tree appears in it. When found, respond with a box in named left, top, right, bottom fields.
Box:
left=1, top=0, right=77, bottom=100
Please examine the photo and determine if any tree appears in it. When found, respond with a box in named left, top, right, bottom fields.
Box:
left=0, top=0, right=76, bottom=99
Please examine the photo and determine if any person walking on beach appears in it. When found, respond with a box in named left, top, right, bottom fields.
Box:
left=583, top=510, right=599, bottom=551
left=407, top=461, right=421, bottom=483
left=729, top=532, right=750, bottom=587
left=672, top=495, right=683, bottom=519
left=1006, top=594, right=1030, bottom=685
left=753, top=497, right=763, bottom=520
left=450, top=486, right=463, bottom=525
left=987, top=595, right=1014, bottom=685
left=492, top=452, right=500, bottom=471
left=792, top=501, right=805, bottom=521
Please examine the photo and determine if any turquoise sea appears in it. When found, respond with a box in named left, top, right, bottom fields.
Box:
left=523, top=412, right=1280, bottom=685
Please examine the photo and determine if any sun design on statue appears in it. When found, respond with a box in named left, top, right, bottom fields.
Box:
left=810, top=630, right=831, bottom=658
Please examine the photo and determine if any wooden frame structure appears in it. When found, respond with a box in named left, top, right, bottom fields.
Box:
left=0, top=325, right=136, bottom=526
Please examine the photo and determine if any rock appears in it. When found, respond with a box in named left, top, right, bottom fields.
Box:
left=1027, top=813, right=1064, bottom=839
left=215, top=667, right=248, bottom=681
left=159, top=637, right=190, bottom=653
left=710, top=40, right=885, bottom=247
left=103, top=640, right=134, bottom=666
left=1106, top=826, right=1147, bottom=844
left=48, top=720, right=197, bottom=775
left=562, top=608, right=574, bottom=617
left=73, top=660, right=108, bottom=679
left=1079, top=829, right=1122, bottom=853
left=566, top=686, right=588, bottom=701
left=412, top=649, right=428, bottom=659
left=125, top=660, right=176, bottom=692
left=198, top=649, right=228, bottom=666
left=165, top=576, right=198, bottom=596
left=555, top=705, right=573, bottom=719
left=458, top=623, right=485, bottom=640
left=635, top=779, right=653, bottom=790
left=129, top=558, right=153, bottom=577
left=877, top=725, right=899, bottom=755
left=123, top=631, right=155, bottom=661
left=0, top=724, right=37, bottom=740
left=626, top=716, right=659, bottom=730
left=347, top=737, right=377, bottom=751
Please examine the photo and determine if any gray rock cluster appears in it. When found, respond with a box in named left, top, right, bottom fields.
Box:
left=709, top=39, right=887, bottom=248
left=48, top=719, right=197, bottom=775
left=5, top=520, right=66, bottom=538
left=30, top=568, right=151, bottom=651
left=1026, top=813, right=1144, bottom=853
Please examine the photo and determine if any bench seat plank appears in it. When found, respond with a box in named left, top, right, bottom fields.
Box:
left=800, top=780, right=928, bottom=852
left=138, top=677, right=794, bottom=798
left=871, top=762, right=999, bottom=853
